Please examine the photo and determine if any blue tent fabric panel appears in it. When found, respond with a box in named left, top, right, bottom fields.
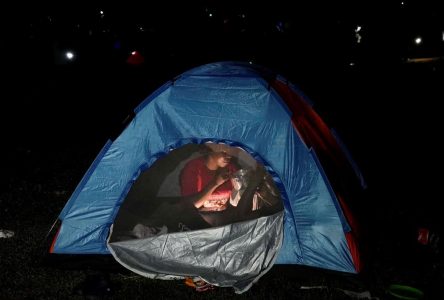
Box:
left=311, top=149, right=352, bottom=234
left=274, top=143, right=355, bottom=272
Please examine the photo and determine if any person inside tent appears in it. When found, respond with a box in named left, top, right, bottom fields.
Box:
left=180, top=148, right=238, bottom=212
left=179, top=144, right=281, bottom=227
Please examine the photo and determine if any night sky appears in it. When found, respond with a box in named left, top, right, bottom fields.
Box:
left=1, top=2, right=443, bottom=226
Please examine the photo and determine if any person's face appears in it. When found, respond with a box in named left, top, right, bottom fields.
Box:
left=214, top=151, right=232, bottom=168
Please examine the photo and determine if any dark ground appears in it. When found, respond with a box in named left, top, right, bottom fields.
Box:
left=1, top=3, right=444, bottom=298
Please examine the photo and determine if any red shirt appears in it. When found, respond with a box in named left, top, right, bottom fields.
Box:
left=180, top=156, right=237, bottom=207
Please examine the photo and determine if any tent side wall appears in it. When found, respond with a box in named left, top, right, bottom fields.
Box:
left=271, top=78, right=362, bottom=271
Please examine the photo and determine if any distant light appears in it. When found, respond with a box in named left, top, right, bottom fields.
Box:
left=127, top=51, right=145, bottom=65
left=249, top=61, right=253, bottom=64
left=139, top=26, right=144, bottom=32
left=442, top=31, right=444, bottom=41
left=209, top=13, right=213, bottom=17
left=406, top=57, right=441, bottom=64
left=65, top=51, right=74, bottom=60
left=401, top=1, right=404, bottom=5
left=415, top=37, right=422, bottom=45
left=100, top=10, right=104, bottom=15
left=349, top=62, right=355, bottom=67
left=355, top=26, right=362, bottom=43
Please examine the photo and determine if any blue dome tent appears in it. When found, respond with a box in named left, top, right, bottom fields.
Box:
left=48, top=61, right=365, bottom=293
